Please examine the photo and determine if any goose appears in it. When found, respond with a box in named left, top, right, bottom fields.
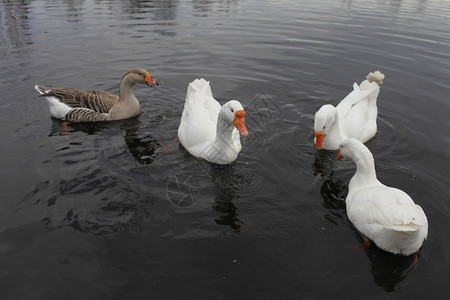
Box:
left=314, top=71, right=385, bottom=150
left=35, top=68, right=157, bottom=122
left=337, top=138, right=428, bottom=256
left=178, top=78, right=248, bottom=164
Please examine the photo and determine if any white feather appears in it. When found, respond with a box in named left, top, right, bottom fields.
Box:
left=339, top=139, right=428, bottom=255
left=178, top=79, right=246, bottom=164
left=313, top=71, right=384, bottom=150
left=34, top=85, right=71, bottom=120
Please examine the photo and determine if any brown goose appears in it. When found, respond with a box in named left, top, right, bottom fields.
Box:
left=35, top=68, right=157, bottom=122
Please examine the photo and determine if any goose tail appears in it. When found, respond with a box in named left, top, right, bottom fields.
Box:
left=35, top=84, right=50, bottom=95
left=366, top=70, right=385, bottom=85
left=34, top=85, right=71, bottom=120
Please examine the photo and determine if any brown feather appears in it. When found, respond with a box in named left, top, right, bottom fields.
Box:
left=41, top=87, right=117, bottom=113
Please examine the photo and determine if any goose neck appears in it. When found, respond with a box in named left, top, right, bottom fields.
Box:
left=119, top=75, right=137, bottom=101
left=214, top=113, right=235, bottom=146
left=329, top=112, right=342, bottom=139
left=353, top=151, right=378, bottom=183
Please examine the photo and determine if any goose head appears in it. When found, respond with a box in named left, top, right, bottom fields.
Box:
left=314, top=104, right=337, bottom=149
left=337, top=138, right=369, bottom=161
left=221, top=100, right=248, bottom=137
left=123, top=68, right=158, bottom=88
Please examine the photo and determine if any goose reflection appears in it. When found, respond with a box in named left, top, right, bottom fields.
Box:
left=120, top=118, right=159, bottom=164
left=313, top=150, right=338, bottom=177
left=319, top=177, right=347, bottom=225
left=361, top=241, right=419, bottom=292
left=208, top=164, right=242, bottom=232
left=320, top=176, right=419, bottom=292
left=49, top=117, right=158, bottom=164
left=41, top=116, right=163, bottom=235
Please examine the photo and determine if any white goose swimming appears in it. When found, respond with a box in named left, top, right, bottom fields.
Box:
left=337, top=138, right=428, bottom=256
left=35, top=68, right=157, bottom=123
left=314, top=71, right=385, bottom=150
left=178, top=79, right=248, bottom=164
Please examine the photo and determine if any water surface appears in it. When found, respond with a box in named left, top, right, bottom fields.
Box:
left=1, top=0, right=449, bottom=298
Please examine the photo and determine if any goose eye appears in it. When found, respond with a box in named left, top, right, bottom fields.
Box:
left=322, top=125, right=325, bottom=130
left=231, top=108, right=234, bottom=113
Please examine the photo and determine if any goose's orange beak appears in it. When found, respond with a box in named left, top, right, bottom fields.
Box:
left=314, top=132, right=325, bottom=150
left=145, top=72, right=158, bottom=88
left=233, top=110, right=248, bottom=137
left=337, top=148, right=344, bottom=160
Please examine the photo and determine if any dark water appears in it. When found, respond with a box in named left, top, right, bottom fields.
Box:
left=1, top=0, right=449, bottom=298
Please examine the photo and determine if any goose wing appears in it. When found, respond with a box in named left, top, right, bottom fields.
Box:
left=38, top=87, right=118, bottom=113
left=349, top=186, right=427, bottom=234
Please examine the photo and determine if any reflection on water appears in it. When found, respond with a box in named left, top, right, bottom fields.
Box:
left=319, top=177, right=347, bottom=226
left=165, top=158, right=244, bottom=232
left=362, top=243, right=419, bottom=292
left=0, top=0, right=31, bottom=50
left=0, top=0, right=32, bottom=80
left=50, top=117, right=159, bottom=164
left=209, top=164, right=242, bottom=232
left=120, top=118, right=160, bottom=164
left=40, top=118, right=160, bottom=235
left=190, top=0, right=241, bottom=17
left=313, top=150, right=339, bottom=178
left=117, top=0, right=180, bottom=36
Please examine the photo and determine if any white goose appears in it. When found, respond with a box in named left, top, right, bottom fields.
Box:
left=337, top=138, right=428, bottom=256
left=314, top=71, right=385, bottom=150
left=178, top=79, right=248, bottom=164
left=35, top=68, right=157, bottom=123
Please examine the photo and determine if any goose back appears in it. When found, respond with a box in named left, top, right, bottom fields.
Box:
left=38, top=87, right=117, bottom=113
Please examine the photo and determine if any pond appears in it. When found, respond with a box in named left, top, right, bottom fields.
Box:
left=0, top=0, right=449, bottom=298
